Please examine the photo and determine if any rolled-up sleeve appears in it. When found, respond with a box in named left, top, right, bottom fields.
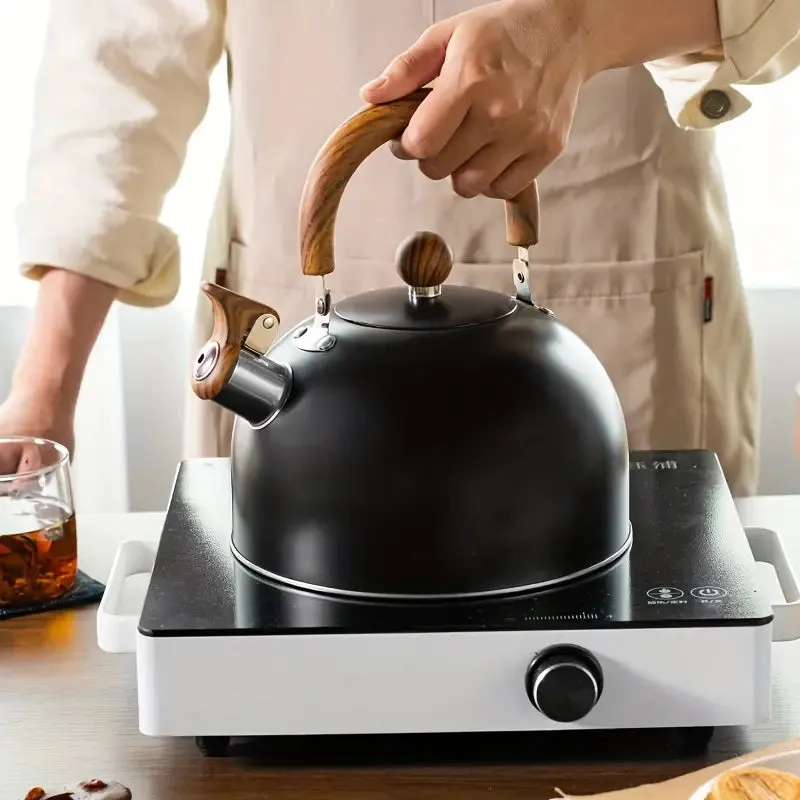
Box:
left=645, top=0, right=800, bottom=130
left=16, top=0, right=226, bottom=307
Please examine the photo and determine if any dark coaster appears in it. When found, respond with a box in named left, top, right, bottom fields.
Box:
left=0, top=570, right=104, bottom=620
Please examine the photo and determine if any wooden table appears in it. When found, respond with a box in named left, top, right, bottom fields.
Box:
left=2, top=498, right=800, bottom=800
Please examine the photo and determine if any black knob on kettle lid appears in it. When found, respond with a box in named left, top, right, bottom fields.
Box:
left=395, top=231, right=453, bottom=296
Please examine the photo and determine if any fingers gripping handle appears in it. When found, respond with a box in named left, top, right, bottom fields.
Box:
left=299, top=88, right=540, bottom=278
left=745, top=526, right=800, bottom=642
left=96, top=539, right=157, bottom=654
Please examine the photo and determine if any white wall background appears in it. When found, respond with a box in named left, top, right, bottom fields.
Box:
left=747, top=289, right=800, bottom=495
left=0, top=3, right=798, bottom=512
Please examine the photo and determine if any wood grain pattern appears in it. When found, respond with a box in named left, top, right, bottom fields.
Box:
left=299, top=88, right=540, bottom=279
left=190, top=281, right=280, bottom=401
left=395, top=231, right=454, bottom=288
left=2, top=604, right=800, bottom=800
left=505, top=178, right=540, bottom=247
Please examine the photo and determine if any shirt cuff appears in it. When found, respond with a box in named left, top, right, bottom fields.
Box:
left=645, top=1, right=800, bottom=130
left=645, top=53, right=753, bottom=130
left=16, top=197, right=180, bottom=307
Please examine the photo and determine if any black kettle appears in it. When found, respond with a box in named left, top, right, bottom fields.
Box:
left=190, top=90, right=631, bottom=601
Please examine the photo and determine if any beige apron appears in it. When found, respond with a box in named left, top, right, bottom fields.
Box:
left=183, top=0, right=759, bottom=497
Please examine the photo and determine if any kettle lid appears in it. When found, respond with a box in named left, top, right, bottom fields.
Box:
left=334, top=231, right=517, bottom=331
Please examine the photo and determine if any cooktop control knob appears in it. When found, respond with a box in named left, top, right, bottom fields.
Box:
left=525, top=646, right=603, bottom=723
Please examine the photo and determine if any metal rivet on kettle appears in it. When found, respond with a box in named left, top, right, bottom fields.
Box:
left=700, top=90, right=731, bottom=120
left=318, top=335, right=336, bottom=351
left=193, top=340, right=219, bottom=381
left=293, top=326, right=308, bottom=339
left=262, top=316, right=276, bottom=330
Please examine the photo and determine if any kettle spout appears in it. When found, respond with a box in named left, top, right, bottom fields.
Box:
left=191, top=282, right=292, bottom=428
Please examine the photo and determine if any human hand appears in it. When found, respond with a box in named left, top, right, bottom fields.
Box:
left=0, top=392, right=74, bottom=474
left=360, top=0, right=590, bottom=200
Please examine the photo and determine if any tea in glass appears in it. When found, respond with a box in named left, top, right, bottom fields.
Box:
left=0, top=437, right=76, bottom=606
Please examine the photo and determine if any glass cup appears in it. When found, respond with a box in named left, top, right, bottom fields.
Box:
left=0, top=437, right=77, bottom=607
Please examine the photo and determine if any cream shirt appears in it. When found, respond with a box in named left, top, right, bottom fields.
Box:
left=16, top=0, right=800, bottom=308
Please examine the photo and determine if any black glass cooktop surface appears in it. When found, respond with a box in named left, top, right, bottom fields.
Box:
left=138, top=451, right=772, bottom=637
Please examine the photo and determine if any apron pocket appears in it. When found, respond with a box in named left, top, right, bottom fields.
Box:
left=530, top=251, right=706, bottom=451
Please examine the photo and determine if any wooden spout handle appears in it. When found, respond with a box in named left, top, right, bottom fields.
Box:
left=299, top=88, right=540, bottom=278
left=191, top=281, right=280, bottom=400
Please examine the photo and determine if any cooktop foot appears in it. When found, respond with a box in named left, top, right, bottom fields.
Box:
left=195, top=735, right=231, bottom=758
left=678, top=726, right=715, bottom=754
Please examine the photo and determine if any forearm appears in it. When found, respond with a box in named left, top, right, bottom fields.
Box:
left=11, top=269, right=117, bottom=413
left=17, top=0, right=225, bottom=308
left=577, top=0, right=721, bottom=77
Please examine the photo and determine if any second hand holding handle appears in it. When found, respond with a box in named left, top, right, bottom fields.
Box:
left=299, top=88, right=540, bottom=279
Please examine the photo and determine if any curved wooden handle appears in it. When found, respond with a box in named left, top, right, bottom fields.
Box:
left=191, top=281, right=280, bottom=400
left=299, top=88, right=540, bottom=278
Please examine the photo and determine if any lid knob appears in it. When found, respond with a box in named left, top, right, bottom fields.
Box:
left=395, top=231, right=454, bottom=299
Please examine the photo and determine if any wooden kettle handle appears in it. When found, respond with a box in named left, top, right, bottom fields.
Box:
left=191, top=281, right=280, bottom=400
left=299, top=88, right=540, bottom=278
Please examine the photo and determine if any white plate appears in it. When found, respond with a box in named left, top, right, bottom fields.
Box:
left=689, top=750, right=800, bottom=800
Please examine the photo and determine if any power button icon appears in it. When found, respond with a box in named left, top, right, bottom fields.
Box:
left=690, top=586, right=727, bottom=599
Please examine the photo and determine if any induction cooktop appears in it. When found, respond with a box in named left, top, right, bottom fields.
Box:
left=101, top=451, right=777, bottom=755
left=138, top=450, right=772, bottom=637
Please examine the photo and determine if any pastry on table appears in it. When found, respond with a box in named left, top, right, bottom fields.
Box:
left=23, top=778, right=132, bottom=800
left=708, top=767, right=800, bottom=800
